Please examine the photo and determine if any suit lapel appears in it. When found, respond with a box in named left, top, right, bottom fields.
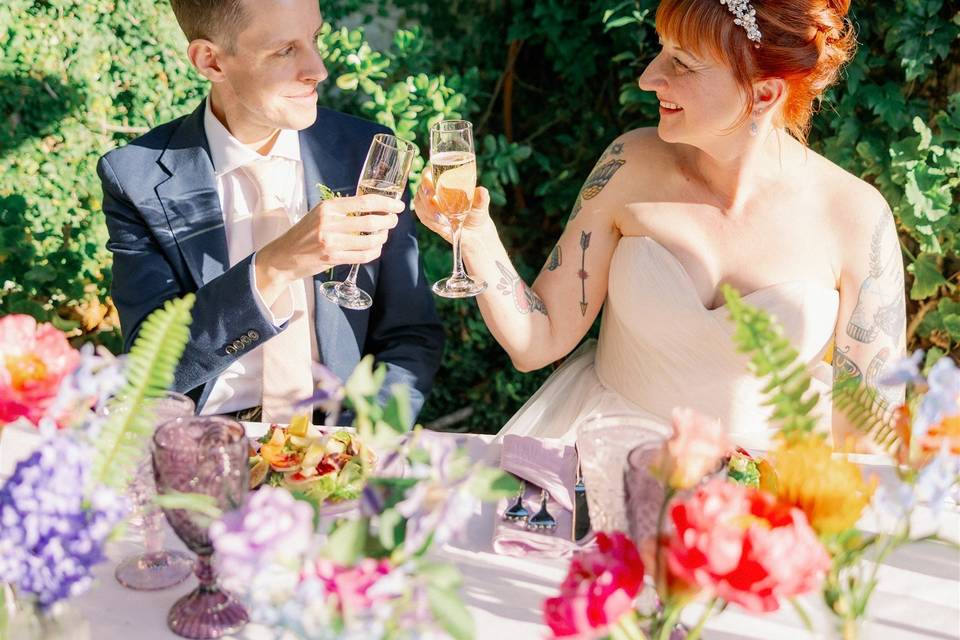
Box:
left=155, top=102, right=229, bottom=288
left=299, top=124, right=364, bottom=379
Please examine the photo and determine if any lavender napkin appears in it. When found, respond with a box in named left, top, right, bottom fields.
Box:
left=492, top=434, right=595, bottom=558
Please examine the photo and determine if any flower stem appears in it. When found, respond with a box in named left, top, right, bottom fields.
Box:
left=685, top=598, right=717, bottom=640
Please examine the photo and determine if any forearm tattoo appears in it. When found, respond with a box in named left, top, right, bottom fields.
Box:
left=846, top=208, right=906, bottom=343
left=568, top=142, right=625, bottom=223
left=496, top=261, right=548, bottom=316
left=545, top=245, right=562, bottom=271
left=578, top=231, right=592, bottom=316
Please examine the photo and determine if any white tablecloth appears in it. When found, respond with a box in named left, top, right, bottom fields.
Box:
left=71, top=430, right=960, bottom=640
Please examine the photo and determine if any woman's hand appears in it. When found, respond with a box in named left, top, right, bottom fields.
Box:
left=413, top=167, right=494, bottom=244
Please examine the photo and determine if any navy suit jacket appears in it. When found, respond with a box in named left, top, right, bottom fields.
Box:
left=98, top=101, right=444, bottom=419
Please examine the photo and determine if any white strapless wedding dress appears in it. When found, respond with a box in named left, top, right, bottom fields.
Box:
left=497, top=236, right=840, bottom=450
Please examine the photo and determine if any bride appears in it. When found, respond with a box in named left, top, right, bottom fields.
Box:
left=414, top=0, right=906, bottom=449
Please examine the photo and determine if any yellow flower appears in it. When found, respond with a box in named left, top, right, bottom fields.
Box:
left=772, top=436, right=875, bottom=536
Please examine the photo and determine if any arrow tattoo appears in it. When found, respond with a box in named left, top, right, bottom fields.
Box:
left=578, top=231, right=592, bottom=316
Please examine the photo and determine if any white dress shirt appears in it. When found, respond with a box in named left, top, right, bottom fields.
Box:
left=200, top=98, right=320, bottom=415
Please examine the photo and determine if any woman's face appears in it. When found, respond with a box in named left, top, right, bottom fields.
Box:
left=638, top=37, right=751, bottom=148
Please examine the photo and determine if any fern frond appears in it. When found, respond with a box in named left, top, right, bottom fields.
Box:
left=722, top=284, right=820, bottom=439
left=89, top=294, right=195, bottom=492
left=831, top=376, right=900, bottom=454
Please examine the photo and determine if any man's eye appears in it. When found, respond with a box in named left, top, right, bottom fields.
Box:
left=278, top=46, right=294, bottom=57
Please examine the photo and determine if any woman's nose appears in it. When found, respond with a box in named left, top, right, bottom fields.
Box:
left=637, top=55, right=668, bottom=92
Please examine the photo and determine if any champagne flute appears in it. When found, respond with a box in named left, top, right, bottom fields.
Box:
left=320, top=133, right=416, bottom=310
left=429, top=119, right=487, bottom=298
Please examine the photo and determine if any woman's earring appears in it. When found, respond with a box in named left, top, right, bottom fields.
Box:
left=749, top=109, right=763, bottom=137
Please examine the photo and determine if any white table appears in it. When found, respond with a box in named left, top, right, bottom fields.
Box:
left=72, top=431, right=960, bottom=640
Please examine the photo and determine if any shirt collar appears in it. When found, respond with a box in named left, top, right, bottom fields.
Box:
left=203, top=96, right=301, bottom=177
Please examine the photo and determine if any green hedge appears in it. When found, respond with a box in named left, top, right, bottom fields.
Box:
left=1, top=1, right=957, bottom=432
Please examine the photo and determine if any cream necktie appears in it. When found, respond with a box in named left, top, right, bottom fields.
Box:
left=242, top=158, right=314, bottom=423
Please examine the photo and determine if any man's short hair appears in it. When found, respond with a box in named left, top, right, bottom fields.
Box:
left=169, top=0, right=249, bottom=52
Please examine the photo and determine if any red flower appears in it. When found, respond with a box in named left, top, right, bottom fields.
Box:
left=0, top=315, right=80, bottom=426
left=544, top=531, right=645, bottom=638
left=666, top=478, right=829, bottom=613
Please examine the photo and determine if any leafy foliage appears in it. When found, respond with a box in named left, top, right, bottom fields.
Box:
left=90, top=294, right=195, bottom=492
left=830, top=377, right=900, bottom=453
left=723, top=285, right=821, bottom=439
left=0, top=0, right=956, bottom=433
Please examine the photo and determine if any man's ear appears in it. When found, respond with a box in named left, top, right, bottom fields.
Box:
left=187, top=39, right=227, bottom=83
left=753, top=77, right=786, bottom=115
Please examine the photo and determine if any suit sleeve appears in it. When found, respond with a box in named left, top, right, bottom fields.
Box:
left=366, top=186, right=445, bottom=420
left=98, top=154, right=285, bottom=397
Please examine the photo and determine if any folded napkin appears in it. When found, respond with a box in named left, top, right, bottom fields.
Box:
left=492, top=434, right=595, bottom=558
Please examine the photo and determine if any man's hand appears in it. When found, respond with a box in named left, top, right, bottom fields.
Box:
left=255, top=194, right=404, bottom=305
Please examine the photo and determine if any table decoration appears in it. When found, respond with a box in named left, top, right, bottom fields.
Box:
left=208, top=355, right=519, bottom=640
left=0, top=295, right=196, bottom=638
left=542, top=285, right=959, bottom=640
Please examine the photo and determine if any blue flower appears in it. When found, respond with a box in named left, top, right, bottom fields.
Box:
left=914, top=357, right=960, bottom=440
left=878, top=350, right=925, bottom=387
left=0, top=435, right=124, bottom=609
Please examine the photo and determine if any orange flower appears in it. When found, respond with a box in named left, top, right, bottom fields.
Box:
left=771, top=436, right=875, bottom=536
left=921, top=415, right=960, bottom=457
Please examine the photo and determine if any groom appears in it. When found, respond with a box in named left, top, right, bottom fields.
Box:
left=97, top=0, right=443, bottom=423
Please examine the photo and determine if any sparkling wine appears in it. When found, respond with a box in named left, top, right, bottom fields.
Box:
left=350, top=179, right=405, bottom=229
left=431, top=151, right=476, bottom=218
left=356, top=178, right=405, bottom=200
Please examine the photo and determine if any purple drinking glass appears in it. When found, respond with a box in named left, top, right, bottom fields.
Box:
left=115, top=391, right=197, bottom=591
left=153, top=416, right=249, bottom=639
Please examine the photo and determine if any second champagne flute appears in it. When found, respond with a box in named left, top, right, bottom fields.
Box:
left=319, top=133, right=416, bottom=310
left=430, top=120, right=487, bottom=298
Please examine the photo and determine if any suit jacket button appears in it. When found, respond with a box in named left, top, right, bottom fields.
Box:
left=240, top=335, right=251, bottom=346
left=232, top=340, right=243, bottom=350
left=225, top=345, right=237, bottom=356
left=247, top=330, right=260, bottom=340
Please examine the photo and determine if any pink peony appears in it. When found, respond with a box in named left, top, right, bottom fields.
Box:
left=666, top=478, right=830, bottom=613
left=544, top=531, right=645, bottom=638
left=0, top=315, right=80, bottom=426
left=309, top=558, right=392, bottom=618
left=665, top=407, right=729, bottom=489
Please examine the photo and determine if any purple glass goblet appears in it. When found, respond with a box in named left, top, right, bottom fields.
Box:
left=153, top=416, right=249, bottom=639
left=115, top=391, right=197, bottom=591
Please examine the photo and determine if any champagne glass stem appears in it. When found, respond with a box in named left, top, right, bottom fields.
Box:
left=342, top=264, right=361, bottom=291
left=450, top=217, right=467, bottom=281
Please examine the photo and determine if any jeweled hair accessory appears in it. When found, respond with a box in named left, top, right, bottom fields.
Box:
left=720, top=0, right=762, bottom=46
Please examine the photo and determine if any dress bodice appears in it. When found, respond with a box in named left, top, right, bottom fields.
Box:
left=594, top=236, right=839, bottom=446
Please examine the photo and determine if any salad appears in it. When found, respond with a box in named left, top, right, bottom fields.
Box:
left=248, top=416, right=374, bottom=504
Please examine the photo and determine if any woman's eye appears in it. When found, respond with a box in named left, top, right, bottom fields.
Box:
left=673, top=57, right=690, bottom=72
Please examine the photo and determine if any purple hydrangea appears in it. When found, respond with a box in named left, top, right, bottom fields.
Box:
left=0, top=435, right=125, bottom=609
left=210, top=486, right=315, bottom=583
left=914, top=356, right=960, bottom=440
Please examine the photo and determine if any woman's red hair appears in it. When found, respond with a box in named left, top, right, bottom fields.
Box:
left=656, top=0, right=857, bottom=144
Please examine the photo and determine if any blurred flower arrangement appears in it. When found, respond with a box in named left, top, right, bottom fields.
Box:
left=542, top=286, right=960, bottom=640
left=210, top=355, right=519, bottom=640
left=0, top=297, right=195, bottom=636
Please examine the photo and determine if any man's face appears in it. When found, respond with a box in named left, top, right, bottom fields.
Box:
left=215, top=0, right=328, bottom=132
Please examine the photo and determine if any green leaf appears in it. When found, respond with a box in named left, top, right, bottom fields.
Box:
left=377, top=507, right=405, bottom=551
left=154, top=491, right=223, bottom=519
left=418, top=561, right=463, bottom=590
left=467, top=467, right=520, bottom=501
left=323, top=518, right=368, bottom=565
left=382, top=383, right=413, bottom=432
left=908, top=253, right=948, bottom=299
left=428, top=585, right=474, bottom=640
left=90, top=295, right=195, bottom=493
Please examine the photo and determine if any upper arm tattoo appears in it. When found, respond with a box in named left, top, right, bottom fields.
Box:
left=568, top=142, right=626, bottom=223
left=846, top=207, right=906, bottom=344
left=833, top=345, right=862, bottom=383
left=496, top=261, right=548, bottom=316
